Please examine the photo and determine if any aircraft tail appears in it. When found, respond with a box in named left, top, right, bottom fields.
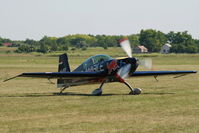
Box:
left=58, top=53, right=70, bottom=72
left=57, top=53, right=70, bottom=88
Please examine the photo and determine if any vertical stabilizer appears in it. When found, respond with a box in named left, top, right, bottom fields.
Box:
left=57, top=53, right=70, bottom=88
left=58, top=53, right=70, bottom=72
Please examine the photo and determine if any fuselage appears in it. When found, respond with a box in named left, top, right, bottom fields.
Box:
left=69, top=55, right=138, bottom=85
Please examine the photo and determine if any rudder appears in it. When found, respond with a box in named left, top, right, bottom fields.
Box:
left=57, top=53, right=70, bottom=88
left=58, top=53, right=70, bottom=72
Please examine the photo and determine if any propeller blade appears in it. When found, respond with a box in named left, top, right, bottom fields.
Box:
left=117, top=64, right=131, bottom=79
left=119, top=38, right=132, bottom=58
left=138, top=58, right=152, bottom=69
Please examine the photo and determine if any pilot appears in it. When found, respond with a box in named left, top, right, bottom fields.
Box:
left=99, top=58, right=104, bottom=62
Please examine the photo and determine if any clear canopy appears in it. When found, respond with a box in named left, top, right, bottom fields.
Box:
left=74, top=55, right=112, bottom=71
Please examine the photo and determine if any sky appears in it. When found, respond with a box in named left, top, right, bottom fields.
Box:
left=0, top=0, right=198, bottom=40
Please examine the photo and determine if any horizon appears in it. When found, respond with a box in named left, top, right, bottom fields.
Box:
left=0, top=30, right=198, bottom=41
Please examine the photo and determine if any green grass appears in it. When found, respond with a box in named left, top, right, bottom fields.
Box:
left=0, top=48, right=199, bottom=133
left=0, top=46, right=17, bottom=54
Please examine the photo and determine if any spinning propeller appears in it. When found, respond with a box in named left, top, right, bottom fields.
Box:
left=117, top=38, right=152, bottom=80
left=119, top=39, right=132, bottom=58
left=138, top=58, right=152, bottom=70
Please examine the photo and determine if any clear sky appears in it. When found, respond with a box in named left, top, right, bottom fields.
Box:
left=0, top=0, right=198, bottom=40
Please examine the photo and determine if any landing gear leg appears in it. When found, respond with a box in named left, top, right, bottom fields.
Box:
left=92, top=81, right=105, bottom=96
left=123, top=81, right=134, bottom=94
left=60, top=87, right=67, bottom=94
left=123, top=81, right=142, bottom=95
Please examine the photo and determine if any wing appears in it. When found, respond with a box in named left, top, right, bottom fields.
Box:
left=3, top=72, right=107, bottom=82
left=132, top=71, right=197, bottom=77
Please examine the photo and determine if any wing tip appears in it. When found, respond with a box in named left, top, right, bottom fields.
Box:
left=187, top=70, right=197, bottom=74
left=3, top=74, right=22, bottom=82
left=193, top=71, right=197, bottom=73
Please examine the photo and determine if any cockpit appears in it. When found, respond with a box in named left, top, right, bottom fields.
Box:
left=74, top=55, right=112, bottom=72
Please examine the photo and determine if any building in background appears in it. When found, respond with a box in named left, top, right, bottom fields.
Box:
left=133, top=45, right=148, bottom=53
left=2, top=43, right=13, bottom=47
left=160, top=43, right=172, bottom=54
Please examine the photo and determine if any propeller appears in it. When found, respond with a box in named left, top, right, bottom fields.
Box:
left=117, top=38, right=153, bottom=81
left=120, top=38, right=152, bottom=70
left=118, top=38, right=152, bottom=75
left=119, top=38, right=132, bottom=58
left=138, top=58, right=152, bottom=70
left=117, top=64, right=131, bottom=79
left=116, top=38, right=132, bottom=80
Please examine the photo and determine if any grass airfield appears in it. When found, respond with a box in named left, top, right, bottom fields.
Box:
left=0, top=47, right=199, bottom=133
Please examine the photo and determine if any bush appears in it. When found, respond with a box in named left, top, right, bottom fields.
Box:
left=15, top=45, right=36, bottom=53
left=6, top=50, right=11, bottom=54
left=81, top=46, right=87, bottom=51
left=71, top=47, right=76, bottom=51
left=62, top=45, right=69, bottom=51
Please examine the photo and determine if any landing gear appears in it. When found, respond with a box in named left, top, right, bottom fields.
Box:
left=129, top=88, right=142, bottom=95
left=92, top=88, right=102, bottom=96
left=123, top=81, right=142, bottom=95
left=60, top=87, right=67, bottom=94
left=92, top=81, right=105, bottom=96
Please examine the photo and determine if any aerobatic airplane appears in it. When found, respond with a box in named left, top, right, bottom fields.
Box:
left=4, top=39, right=197, bottom=95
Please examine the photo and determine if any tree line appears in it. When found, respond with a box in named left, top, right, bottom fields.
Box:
left=1, top=29, right=199, bottom=53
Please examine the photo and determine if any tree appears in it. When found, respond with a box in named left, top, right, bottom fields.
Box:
left=1, top=31, right=197, bottom=53
left=50, top=43, right=58, bottom=51
left=0, top=37, right=2, bottom=45
left=168, top=31, right=198, bottom=53
left=105, top=36, right=118, bottom=47
left=94, top=35, right=120, bottom=48
left=139, top=29, right=167, bottom=52
left=128, top=34, right=139, bottom=48
left=24, top=39, right=37, bottom=45
left=195, top=40, right=199, bottom=52
left=170, top=43, right=186, bottom=53
left=56, top=37, right=71, bottom=47
left=68, top=34, right=96, bottom=48
left=16, top=45, right=36, bottom=53
left=95, top=35, right=106, bottom=47
left=186, top=44, right=198, bottom=53
left=37, top=42, right=48, bottom=53
left=61, top=45, right=69, bottom=51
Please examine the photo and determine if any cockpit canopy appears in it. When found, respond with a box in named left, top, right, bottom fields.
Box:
left=74, top=54, right=112, bottom=72
left=84, top=54, right=112, bottom=65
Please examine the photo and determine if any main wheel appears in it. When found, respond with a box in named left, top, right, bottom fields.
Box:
left=92, top=88, right=102, bottom=96
left=129, top=88, right=142, bottom=95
